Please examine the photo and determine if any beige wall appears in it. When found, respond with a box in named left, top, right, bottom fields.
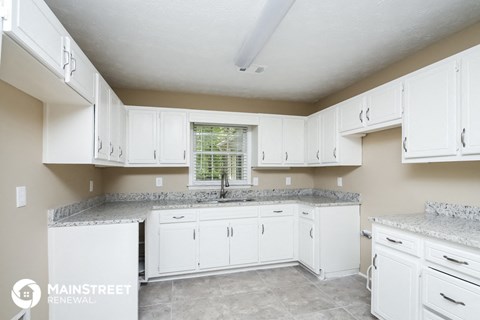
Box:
left=114, top=88, right=316, bottom=116
left=314, top=21, right=480, bottom=274
left=0, top=81, right=103, bottom=319
left=104, top=90, right=316, bottom=193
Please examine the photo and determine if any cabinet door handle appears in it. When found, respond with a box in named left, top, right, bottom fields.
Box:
left=70, top=56, right=77, bottom=76
left=403, top=137, right=407, bottom=152
left=110, top=142, right=114, bottom=155
left=366, top=108, right=370, bottom=121
left=119, top=146, right=123, bottom=157
left=173, top=216, right=184, bottom=219
left=461, top=128, right=466, bottom=148
left=373, top=253, right=377, bottom=270
left=440, top=293, right=465, bottom=306
left=302, top=212, right=309, bottom=215
left=316, top=150, right=319, bottom=160
left=443, top=255, right=469, bottom=265
left=333, top=148, right=337, bottom=159
left=285, top=152, right=288, bottom=161
left=183, top=150, right=186, bottom=160
left=262, top=151, right=265, bottom=161
left=193, top=229, right=196, bottom=240
left=227, top=226, right=230, bottom=238
left=231, top=227, right=233, bottom=237
left=273, top=210, right=283, bottom=213
left=309, top=227, right=313, bottom=239
left=97, top=137, right=103, bottom=152
left=359, top=110, right=363, bottom=123
left=154, top=150, right=157, bottom=160
left=386, top=237, right=402, bottom=244
left=262, top=224, right=264, bottom=235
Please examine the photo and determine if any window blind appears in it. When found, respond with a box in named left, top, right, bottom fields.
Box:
left=192, top=124, right=248, bottom=185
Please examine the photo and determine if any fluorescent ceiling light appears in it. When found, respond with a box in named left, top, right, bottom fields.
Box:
left=235, top=0, right=296, bottom=70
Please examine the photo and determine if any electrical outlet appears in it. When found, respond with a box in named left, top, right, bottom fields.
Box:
left=286, top=177, right=291, bottom=186
left=89, top=180, right=94, bottom=192
left=16, top=186, right=26, bottom=208
left=156, top=177, right=163, bottom=187
left=337, top=177, right=343, bottom=187
left=253, top=177, right=259, bottom=186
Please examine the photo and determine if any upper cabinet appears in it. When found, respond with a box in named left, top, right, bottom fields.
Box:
left=253, top=115, right=305, bottom=167
left=127, top=107, right=189, bottom=167
left=339, top=80, right=403, bottom=135
left=402, top=45, right=480, bottom=163
left=306, top=115, right=320, bottom=164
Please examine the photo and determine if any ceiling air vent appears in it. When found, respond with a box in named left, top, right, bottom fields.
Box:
left=238, top=64, right=267, bottom=74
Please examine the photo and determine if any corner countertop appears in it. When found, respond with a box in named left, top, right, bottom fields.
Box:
left=49, top=196, right=360, bottom=228
left=370, top=213, right=480, bottom=249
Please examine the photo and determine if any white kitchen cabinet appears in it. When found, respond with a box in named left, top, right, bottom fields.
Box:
left=48, top=223, right=138, bottom=320
left=199, top=220, right=231, bottom=269
left=339, top=80, right=403, bottom=135
left=159, top=111, right=188, bottom=164
left=259, top=216, right=295, bottom=262
left=127, top=108, right=158, bottom=164
left=372, top=245, right=421, bottom=320
left=158, top=222, right=197, bottom=274
left=63, top=37, right=96, bottom=104
left=229, top=218, right=259, bottom=266
left=108, top=92, right=126, bottom=163
left=254, top=115, right=305, bottom=167
left=306, top=114, right=320, bottom=164
left=402, top=58, right=458, bottom=161
left=94, top=74, right=110, bottom=161
left=3, top=0, right=67, bottom=78
left=460, top=45, right=480, bottom=156
left=298, top=217, right=315, bottom=270
left=320, top=107, right=338, bottom=164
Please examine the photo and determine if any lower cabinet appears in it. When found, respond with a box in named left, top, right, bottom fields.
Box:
left=158, top=222, right=197, bottom=273
left=48, top=223, right=138, bottom=320
left=298, top=217, right=315, bottom=270
left=259, top=216, right=295, bottom=263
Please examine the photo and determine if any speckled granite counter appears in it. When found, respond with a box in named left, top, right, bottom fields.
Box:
left=370, top=201, right=480, bottom=249
left=49, top=194, right=360, bottom=228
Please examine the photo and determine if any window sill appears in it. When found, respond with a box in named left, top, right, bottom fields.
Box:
left=187, top=184, right=253, bottom=190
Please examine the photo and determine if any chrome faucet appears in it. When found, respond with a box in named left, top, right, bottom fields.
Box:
left=220, top=172, right=230, bottom=199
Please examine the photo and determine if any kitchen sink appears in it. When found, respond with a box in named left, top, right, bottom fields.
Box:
left=197, top=198, right=256, bottom=204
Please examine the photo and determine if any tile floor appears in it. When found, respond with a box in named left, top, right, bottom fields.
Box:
left=139, top=266, right=377, bottom=320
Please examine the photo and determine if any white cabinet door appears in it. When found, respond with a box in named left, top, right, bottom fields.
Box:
left=4, top=0, right=67, bottom=77
left=229, top=219, right=258, bottom=266
left=159, top=111, right=188, bottom=164
left=366, top=80, right=403, bottom=127
left=320, top=107, right=339, bottom=163
left=461, top=46, right=480, bottom=156
left=94, top=74, right=110, bottom=161
left=199, top=220, right=230, bottom=269
left=158, top=223, right=197, bottom=274
left=127, top=109, right=157, bottom=164
left=64, top=37, right=96, bottom=104
left=117, top=102, right=126, bottom=163
left=298, top=218, right=315, bottom=270
left=403, top=59, right=458, bottom=159
left=259, top=217, right=294, bottom=262
left=258, top=116, right=283, bottom=165
left=372, top=246, right=421, bottom=320
left=48, top=223, right=138, bottom=320
left=283, top=117, right=305, bottom=165
left=339, top=96, right=365, bottom=132
left=109, top=92, right=121, bottom=162
left=306, top=115, right=320, bottom=164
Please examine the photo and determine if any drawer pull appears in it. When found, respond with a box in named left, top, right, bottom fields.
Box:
left=440, top=293, right=466, bottom=306
left=173, top=216, right=185, bottom=219
left=443, top=255, right=469, bottom=265
left=386, top=237, right=403, bottom=244
left=302, top=212, right=309, bottom=215
left=273, top=210, right=283, bottom=213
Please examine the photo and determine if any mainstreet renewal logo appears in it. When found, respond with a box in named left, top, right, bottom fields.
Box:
left=11, top=279, right=42, bottom=309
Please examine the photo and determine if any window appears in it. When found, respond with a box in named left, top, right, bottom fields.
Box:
left=191, top=124, right=250, bottom=186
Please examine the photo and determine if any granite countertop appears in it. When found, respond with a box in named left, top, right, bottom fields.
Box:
left=370, top=212, right=480, bottom=249
left=50, top=195, right=360, bottom=228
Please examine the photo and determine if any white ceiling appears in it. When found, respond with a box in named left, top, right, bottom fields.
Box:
left=45, top=0, right=480, bottom=102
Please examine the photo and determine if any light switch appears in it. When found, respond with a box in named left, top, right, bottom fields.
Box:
left=337, top=177, right=343, bottom=187
left=156, top=177, right=163, bottom=187
left=286, top=177, right=292, bottom=186
left=89, top=180, right=94, bottom=192
left=253, top=177, right=259, bottom=186
left=16, top=186, right=26, bottom=208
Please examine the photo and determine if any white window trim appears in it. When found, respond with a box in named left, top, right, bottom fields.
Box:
left=188, top=124, right=252, bottom=189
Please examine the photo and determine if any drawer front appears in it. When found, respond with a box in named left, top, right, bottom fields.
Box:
left=158, top=210, right=197, bottom=223
left=298, top=205, right=314, bottom=221
left=374, top=225, right=422, bottom=257
left=199, top=206, right=258, bottom=221
left=423, top=268, right=480, bottom=320
left=425, top=240, right=480, bottom=280
left=423, top=308, right=448, bottom=320
left=259, top=205, right=295, bottom=217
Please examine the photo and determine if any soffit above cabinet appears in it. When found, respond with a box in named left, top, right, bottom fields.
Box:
left=43, top=0, right=480, bottom=102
